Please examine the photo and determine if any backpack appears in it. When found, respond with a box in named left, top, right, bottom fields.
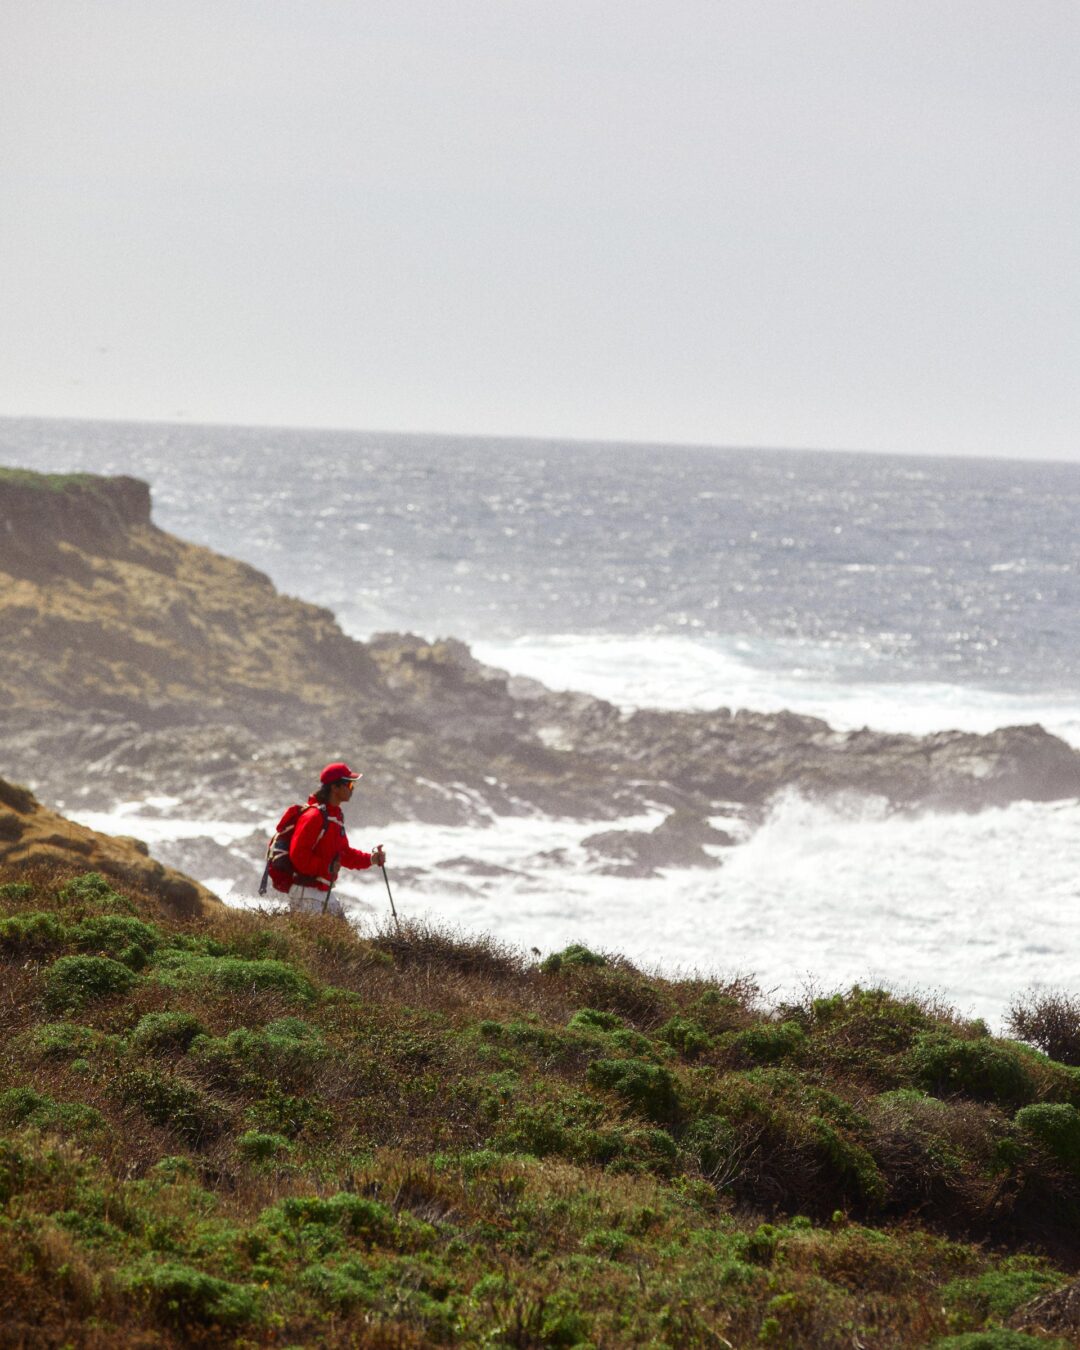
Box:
left=258, top=803, right=330, bottom=895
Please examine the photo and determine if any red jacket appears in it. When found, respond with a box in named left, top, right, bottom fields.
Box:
left=288, top=796, right=372, bottom=891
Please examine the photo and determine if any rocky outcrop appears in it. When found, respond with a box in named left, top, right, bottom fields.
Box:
left=0, top=776, right=220, bottom=915
left=4, top=466, right=1080, bottom=857
left=519, top=699, right=1080, bottom=812
left=583, top=811, right=736, bottom=877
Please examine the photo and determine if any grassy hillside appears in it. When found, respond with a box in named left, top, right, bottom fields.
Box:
left=1, top=862, right=1079, bottom=1347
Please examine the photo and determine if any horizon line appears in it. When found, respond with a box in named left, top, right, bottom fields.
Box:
left=0, top=408, right=1073, bottom=469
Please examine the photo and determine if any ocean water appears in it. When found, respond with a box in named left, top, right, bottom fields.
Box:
left=4, top=416, right=1080, bottom=1023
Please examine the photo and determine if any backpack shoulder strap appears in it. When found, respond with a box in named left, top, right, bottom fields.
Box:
left=300, top=803, right=331, bottom=841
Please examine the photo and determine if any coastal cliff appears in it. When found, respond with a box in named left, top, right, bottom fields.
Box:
left=0, top=774, right=219, bottom=915
left=3, top=466, right=1080, bottom=870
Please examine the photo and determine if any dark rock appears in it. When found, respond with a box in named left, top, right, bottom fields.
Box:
left=583, top=810, right=729, bottom=877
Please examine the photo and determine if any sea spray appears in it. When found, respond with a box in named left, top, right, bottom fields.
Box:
left=69, top=791, right=1080, bottom=1027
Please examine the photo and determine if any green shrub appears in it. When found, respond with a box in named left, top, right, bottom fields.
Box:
left=575, top=1124, right=678, bottom=1174
left=586, top=1057, right=681, bottom=1123
left=567, top=1007, right=623, bottom=1032
left=0, top=910, right=67, bottom=954
left=44, top=954, right=138, bottom=1010
left=30, top=1021, right=101, bottom=1059
left=1015, top=1102, right=1080, bottom=1171
left=264, top=1192, right=394, bottom=1251
left=581, top=1226, right=631, bottom=1258
left=941, top=1261, right=1064, bottom=1323
left=131, top=1011, right=206, bottom=1054
left=0, top=882, right=33, bottom=905
left=494, top=1102, right=572, bottom=1158
left=264, top=1016, right=320, bottom=1040
left=123, top=1260, right=263, bottom=1328
left=190, top=1024, right=326, bottom=1089
left=810, top=1117, right=886, bottom=1205
left=301, top=1260, right=375, bottom=1309
left=657, top=1015, right=713, bottom=1059
left=245, top=1086, right=333, bottom=1139
left=58, top=872, right=134, bottom=913
left=151, top=1156, right=198, bottom=1181
left=115, top=1068, right=225, bottom=1145
left=540, top=944, right=607, bottom=974
left=237, top=1130, right=292, bottom=1161
left=690, top=986, right=754, bottom=1034
left=155, top=953, right=315, bottom=1003
left=682, top=1113, right=740, bottom=1181
left=70, top=914, right=160, bottom=967
left=0, top=1087, right=104, bottom=1136
left=499, top=1020, right=582, bottom=1064
left=733, top=1019, right=806, bottom=1064
left=909, top=1033, right=1036, bottom=1107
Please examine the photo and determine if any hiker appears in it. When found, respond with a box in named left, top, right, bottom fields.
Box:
left=287, top=762, right=386, bottom=915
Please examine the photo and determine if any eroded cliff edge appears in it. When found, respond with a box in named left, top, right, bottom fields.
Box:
left=3, top=467, right=1079, bottom=866
left=0, top=774, right=219, bottom=914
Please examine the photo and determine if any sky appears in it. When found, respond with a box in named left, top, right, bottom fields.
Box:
left=1, top=1, right=1078, bottom=459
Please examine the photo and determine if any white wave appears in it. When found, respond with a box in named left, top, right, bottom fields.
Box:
left=381, top=791, right=1080, bottom=1028
left=68, top=789, right=1080, bottom=1026
left=473, top=634, right=1080, bottom=747
left=70, top=804, right=256, bottom=847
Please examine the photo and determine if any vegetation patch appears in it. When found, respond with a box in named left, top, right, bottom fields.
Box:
left=44, top=953, right=138, bottom=1010
left=2, top=867, right=1080, bottom=1346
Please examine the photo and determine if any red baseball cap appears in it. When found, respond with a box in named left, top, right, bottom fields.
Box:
left=319, top=761, right=362, bottom=785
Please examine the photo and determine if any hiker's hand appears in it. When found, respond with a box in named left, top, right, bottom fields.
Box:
left=371, top=845, right=386, bottom=867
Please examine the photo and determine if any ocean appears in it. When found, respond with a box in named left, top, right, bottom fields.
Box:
left=4, top=415, right=1080, bottom=1024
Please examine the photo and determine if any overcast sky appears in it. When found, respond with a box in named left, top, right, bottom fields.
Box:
left=1, top=1, right=1077, bottom=458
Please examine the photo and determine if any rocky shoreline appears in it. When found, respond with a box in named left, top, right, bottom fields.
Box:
left=4, top=467, right=1080, bottom=891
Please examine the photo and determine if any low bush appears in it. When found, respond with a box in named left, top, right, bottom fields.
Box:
left=567, top=1007, right=623, bottom=1033
left=0, top=910, right=67, bottom=955
left=262, top=1192, right=394, bottom=1250
left=656, top=1014, right=713, bottom=1059
left=586, top=1058, right=681, bottom=1123
left=0, top=881, right=34, bottom=905
left=190, top=1024, right=326, bottom=1089
left=114, top=1067, right=225, bottom=1145
left=732, top=1019, right=806, bottom=1065
left=0, top=1087, right=105, bottom=1138
left=131, top=1011, right=206, bottom=1054
left=908, top=1033, right=1038, bottom=1108
left=1014, top=1102, right=1080, bottom=1172
left=58, top=872, right=134, bottom=913
left=28, top=1021, right=104, bottom=1060
left=44, top=954, right=138, bottom=1010
left=70, top=913, right=161, bottom=968
left=122, top=1260, right=263, bottom=1328
left=941, top=1259, right=1064, bottom=1325
left=540, top=944, right=607, bottom=974
left=153, top=952, right=315, bottom=1003
left=237, top=1130, right=292, bottom=1161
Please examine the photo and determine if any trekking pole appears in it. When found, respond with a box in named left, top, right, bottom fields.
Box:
left=381, top=864, right=402, bottom=935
